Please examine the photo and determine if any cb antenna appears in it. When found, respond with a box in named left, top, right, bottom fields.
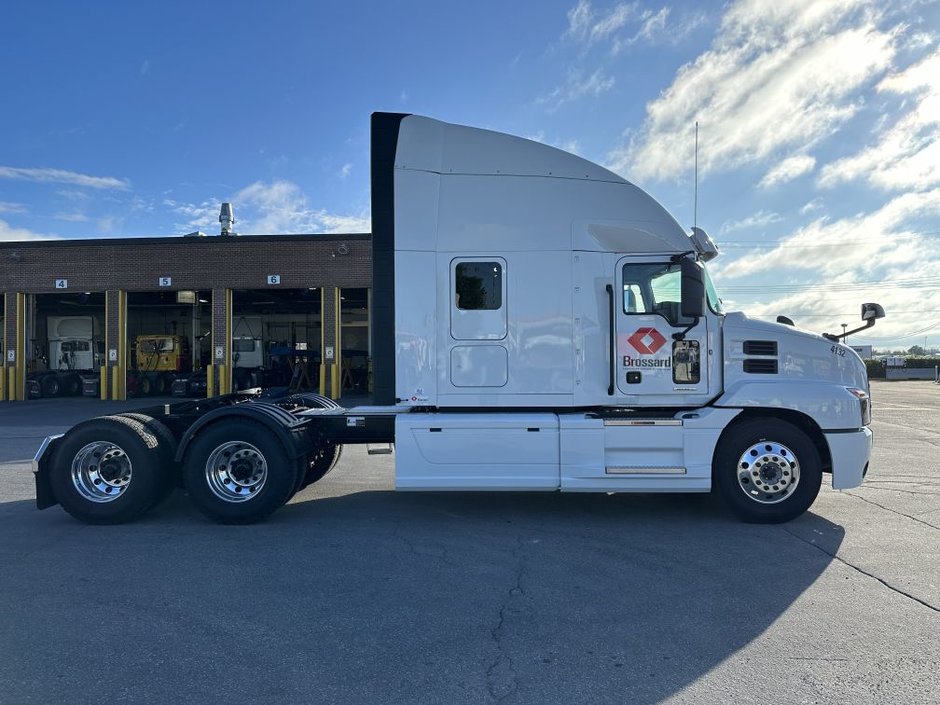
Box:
left=693, top=121, right=699, bottom=230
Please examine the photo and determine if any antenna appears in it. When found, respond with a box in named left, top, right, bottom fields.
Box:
left=693, top=121, right=699, bottom=230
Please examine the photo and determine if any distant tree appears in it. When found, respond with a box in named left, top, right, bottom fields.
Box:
left=907, top=345, right=925, bottom=356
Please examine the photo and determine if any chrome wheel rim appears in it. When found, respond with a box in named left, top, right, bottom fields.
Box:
left=736, top=440, right=800, bottom=505
left=71, top=442, right=133, bottom=503
left=205, top=441, right=267, bottom=503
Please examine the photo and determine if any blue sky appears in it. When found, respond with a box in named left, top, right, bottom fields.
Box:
left=1, top=0, right=939, bottom=348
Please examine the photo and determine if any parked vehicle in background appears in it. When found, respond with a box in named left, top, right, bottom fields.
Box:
left=27, top=316, right=103, bottom=398
left=128, top=334, right=191, bottom=396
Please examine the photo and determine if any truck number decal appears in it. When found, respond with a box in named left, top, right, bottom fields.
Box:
left=830, top=345, right=845, bottom=357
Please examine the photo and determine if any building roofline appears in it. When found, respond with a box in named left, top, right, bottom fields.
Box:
left=0, top=232, right=371, bottom=249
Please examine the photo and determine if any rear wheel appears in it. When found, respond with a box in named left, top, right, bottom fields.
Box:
left=64, top=374, right=81, bottom=396
left=49, top=415, right=168, bottom=524
left=713, top=418, right=822, bottom=523
left=139, top=375, right=153, bottom=396
left=41, top=375, right=60, bottom=398
left=117, top=413, right=179, bottom=506
left=182, top=420, right=300, bottom=524
left=298, top=442, right=343, bottom=491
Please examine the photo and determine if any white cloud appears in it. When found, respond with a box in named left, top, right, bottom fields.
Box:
left=0, top=201, right=26, bottom=214
left=53, top=212, right=90, bottom=222
left=0, top=166, right=130, bottom=190
left=719, top=210, right=782, bottom=234
left=0, top=218, right=59, bottom=242
left=166, top=181, right=370, bottom=235
left=818, top=48, right=940, bottom=191
left=139, top=59, right=150, bottom=76
left=338, top=163, right=352, bottom=180
left=715, top=187, right=940, bottom=281
left=759, top=154, right=817, bottom=188
left=799, top=198, right=824, bottom=214
left=709, top=189, right=940, bottom=342
left=565, top=1, right=680, bottom=50
left=539, top=69, right=615, bottom=112
left=609, top=0, right=899, bottom=181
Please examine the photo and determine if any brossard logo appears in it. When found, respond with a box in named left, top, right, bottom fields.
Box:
left=624, top=327, right=670, bottom=368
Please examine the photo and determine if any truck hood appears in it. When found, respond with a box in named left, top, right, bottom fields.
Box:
left=722, top=311, right=869, bottom=392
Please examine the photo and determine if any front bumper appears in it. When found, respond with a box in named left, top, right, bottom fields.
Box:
left=825, top=427, right=873, bottom=490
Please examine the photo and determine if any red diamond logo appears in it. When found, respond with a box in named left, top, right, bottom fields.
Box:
left=627, top=327, right=667, bottom=354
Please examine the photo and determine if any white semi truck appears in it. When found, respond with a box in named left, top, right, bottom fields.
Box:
left=27, top=316, right=103, bottom=398
left=33, top=113, right=881, bottom=525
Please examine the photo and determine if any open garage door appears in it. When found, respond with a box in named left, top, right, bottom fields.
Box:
left=26, top=292, right=105, bottom=400
left=341, top=287, right=370, bottom=394
left=231, top=288, right=322, bottom=392
left=126, top=290, right=211, bottom=398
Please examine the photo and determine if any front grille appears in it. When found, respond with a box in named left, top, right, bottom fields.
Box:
left=743, top=340, right=777, bottom=356
left=743, top=359, right=778, bottom=374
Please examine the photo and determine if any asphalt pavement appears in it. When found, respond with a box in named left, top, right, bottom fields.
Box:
left=0, top=382, right=937, bottom=704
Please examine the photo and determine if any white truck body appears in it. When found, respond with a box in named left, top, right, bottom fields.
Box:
left=47, top=316, right=101, bottom=370
left=363, top=114, right=873, bottom=496
left=232, top=317, right=264, bottom=370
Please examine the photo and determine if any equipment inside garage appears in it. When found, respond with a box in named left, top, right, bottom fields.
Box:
left=231, top=288, right=322, bottom=392
left=26, top=292, right=105, bottom=399
left=126, top=290, right=211, bottom=397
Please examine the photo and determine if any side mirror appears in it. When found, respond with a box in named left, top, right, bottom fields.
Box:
left=861, top=303, right=885, bottom=321
left=680, top=258, right=705, bottom=318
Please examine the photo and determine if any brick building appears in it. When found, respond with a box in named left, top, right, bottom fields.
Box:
left=0, top=232, right=372, bottom=401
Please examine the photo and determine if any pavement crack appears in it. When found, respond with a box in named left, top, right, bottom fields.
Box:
left=783, top=528, right=939, bottom=615
left=392, top=522, right=456, bottom=566
left=844, top=492, right=940, bottom=531
left=486, top=604, right=517, bottom=704
left=485, top=535, right=527, bottom=704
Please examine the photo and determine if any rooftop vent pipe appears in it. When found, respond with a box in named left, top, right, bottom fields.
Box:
left=219, top=203, right=235, bottom=236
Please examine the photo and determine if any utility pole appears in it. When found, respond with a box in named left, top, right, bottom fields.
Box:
left=841, top=323, right=847, bottom=342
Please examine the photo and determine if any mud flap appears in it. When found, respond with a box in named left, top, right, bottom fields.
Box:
left=33, top=435, right=63, bottom=510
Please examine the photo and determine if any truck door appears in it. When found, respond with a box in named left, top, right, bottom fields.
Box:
left=615, top=257, right=709, bottom=402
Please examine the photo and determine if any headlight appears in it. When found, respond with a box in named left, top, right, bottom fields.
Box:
left=847, top=387, right=871, bottom=426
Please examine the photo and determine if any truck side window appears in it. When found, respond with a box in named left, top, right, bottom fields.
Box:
left=622, top=262, right=692, bottom=327
left=455, top=262, right=502, bottom=310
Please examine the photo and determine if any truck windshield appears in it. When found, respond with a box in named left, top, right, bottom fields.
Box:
left=702, top=265, right=723, bottom=314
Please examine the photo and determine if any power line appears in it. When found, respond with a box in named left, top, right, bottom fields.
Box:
left=720, top=278, right=940, bottom=294
left=718, top=231, right=940, bottom=247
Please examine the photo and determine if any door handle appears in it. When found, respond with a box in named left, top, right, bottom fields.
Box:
left=606, top=284, right=615, bottom=396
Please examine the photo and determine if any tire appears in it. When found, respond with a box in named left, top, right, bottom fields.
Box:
left=41, top=375, right=60, bottom=398
left=299, top=442, right=343, bottom=490
left=64, top=374, right=82, bottom=396
left=154, top=374, right=167, bottom=395
left=713, top=418, right=822, bottom=523
left=140, top=375, right=153, bottom=396
left=182, top=419, right=301, bottom=524
left=117, top=413, right=180, bottom=505
left=49, top=415, right=168, bottom=524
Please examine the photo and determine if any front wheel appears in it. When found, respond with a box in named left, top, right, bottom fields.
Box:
left=713, top=418, right=822, bottom=523
left=182, top=420, right=300, bottom=524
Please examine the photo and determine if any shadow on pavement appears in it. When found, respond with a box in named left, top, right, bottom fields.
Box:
left=0, top=489, right=844, bottom=704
